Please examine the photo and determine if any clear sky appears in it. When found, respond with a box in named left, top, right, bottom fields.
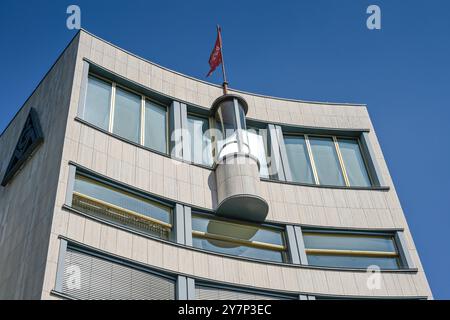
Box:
left=1, top=0, right=449, bottom=298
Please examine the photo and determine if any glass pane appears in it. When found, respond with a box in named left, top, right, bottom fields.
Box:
left=192, top=215, right=284, bottom=246
left=144, top=101, right=167, bottom=153
left=187, top=115, right=213, bottom=166
left=192, top=237, right=284, bottom=263
left=113, top=87, right=141, bottom=143
left=309, top=137, right=345, bottom=186
left=303, top=233, right=397, bottom=252
left=307, top=254, right=400, bottom=269
left=247, top=127, right=269, bottom=178
left=238, top=104, right=247, bottom=130
left=215, top=101, right=236, bottom=138
left=338, top=139, right=371, bottom=187
left=284, top=135, right=314, bottom=184
left=74, top=175, right=171, bottom=224
left=84, top=76, right=111, bottom=130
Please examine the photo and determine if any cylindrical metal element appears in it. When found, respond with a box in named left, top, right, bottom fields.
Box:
left=212, top=95, right=269, bottom=222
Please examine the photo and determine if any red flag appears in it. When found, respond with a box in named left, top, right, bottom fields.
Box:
left=206, top=27, right=223, bottom=77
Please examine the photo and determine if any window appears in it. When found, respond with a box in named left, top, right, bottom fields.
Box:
left=303, top=230, right=403, bottom=269
left=309, top=136, right=345, bottom=186
left=191, top=214, right=288, bottom=263
left=81, top=74, right=169, bottom=154
left=337, top=138, right=371, bottom=187
left=112, top=87, right=141, bottom=144
left=144, top=100, right=167, bottom=153
left=195, top=285, right=294, bottom=300
left=60, top=246, right=175, bottom=300
left=83, top=76, right=112, bottom=130
left=283, top=134, right=372, bottom=187
left=72, top=173, right=172, bottom=239
left=284, top=135, right=314, bottom=184
left=187, top=114, right=213, bottom=166
left=247, top=127, right=270, bottom=178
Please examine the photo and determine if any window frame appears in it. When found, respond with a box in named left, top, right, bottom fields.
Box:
left=143, top=97, right=170, bottom=154
left=283, top=132, right=373, bottom=188
left=190, top=212, right=289, bottom=263
left=84, top=72, right=170, bottom=155
left=301, top=228, right=404, bottom=270
left=186, top=112, right=214, bottom=166
left=71, top=170, right=174, bottom=238
left=111, top=84, right=143, bottom=144
left=83, top=74, right=114, bottom=131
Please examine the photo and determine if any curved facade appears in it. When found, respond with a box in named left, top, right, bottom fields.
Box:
left=0, top=30, right=432, bottom=300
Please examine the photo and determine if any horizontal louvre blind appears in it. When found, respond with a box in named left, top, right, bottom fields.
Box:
left=61, top=249, right=175, bottom=300
left=195, top=286, right=289, bottom=300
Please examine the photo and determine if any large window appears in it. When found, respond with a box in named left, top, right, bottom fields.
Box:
left=83, top=76, right=112, bottom=130
left=303, top=230, right=403, bottom=269
left=337, top=139, right=371, bottom=187
left=144, top=100, right=168, bottom=153
left=284, top=135, right=314, bottom=184
left=309, top=136, right=345, bottom=186
left=112, top=87, right=141, bottom=144
left=60, top=246, right=175, bottom=300
left=82, top=74, right=168, bottom=154
left=187, top=114, right=213, bottom=166
left=284, top=134, right=371, bottom=187
left=191, top=214, right=288, bottom=263
left=72, top=173, right=172, bottom=239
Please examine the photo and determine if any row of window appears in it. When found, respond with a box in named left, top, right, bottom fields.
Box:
left=284, top=135, right=372, bottom=187
left=81, top=74, right=373, bottom=188
left=60, top=243, right=405, bottom=300
left=70, top=171, right=406, bottom=270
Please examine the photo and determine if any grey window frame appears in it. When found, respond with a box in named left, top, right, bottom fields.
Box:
left=54, top=240, right=177, bottom=300
left=298, top=227, right=412, bottom=270
left=190, top=211, right=290, bottom=264
left=80, top=71, right=170, bottom=155
left=68, top=166, right=174, bottom=240
left=283, top=132, right=373, bottom=187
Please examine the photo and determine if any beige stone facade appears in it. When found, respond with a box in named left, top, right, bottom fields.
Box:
left=0, top=30, right=432, bottom=300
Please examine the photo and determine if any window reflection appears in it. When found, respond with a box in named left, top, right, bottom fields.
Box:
left=191, top=214, right=287, bottom=263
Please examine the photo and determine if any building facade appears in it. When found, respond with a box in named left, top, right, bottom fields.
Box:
left=0, top=30, right=432, bottom=300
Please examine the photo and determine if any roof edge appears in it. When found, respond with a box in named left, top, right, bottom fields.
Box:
left=80, top=28, right=367, bottom=107
left=0, top=30, right=82, bottom=139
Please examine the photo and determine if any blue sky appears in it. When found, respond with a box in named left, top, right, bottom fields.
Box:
left=1, top=0, right=449, bottom=298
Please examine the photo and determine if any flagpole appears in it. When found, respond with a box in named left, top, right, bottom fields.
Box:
left=217, top=25, right=228, bottom=95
